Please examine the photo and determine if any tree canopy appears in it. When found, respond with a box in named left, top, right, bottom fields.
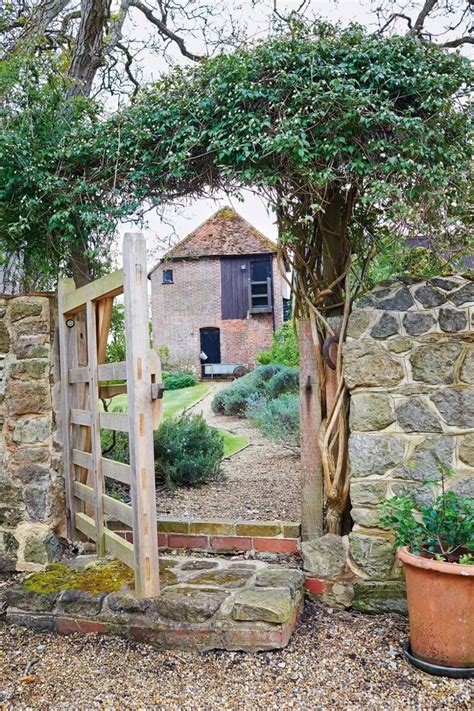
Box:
left=1, top=23, right=471, bottom=287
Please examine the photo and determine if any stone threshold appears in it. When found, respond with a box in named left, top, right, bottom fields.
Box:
left=109, top=518, right=301, bottom=555
left=5, top=555, right=305, bottom=652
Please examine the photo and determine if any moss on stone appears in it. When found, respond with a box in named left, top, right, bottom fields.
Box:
left=189, top=570, right=250, bottom=588
left=23, top=558, right=177, bottom=594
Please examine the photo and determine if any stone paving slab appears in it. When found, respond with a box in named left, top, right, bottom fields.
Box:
left=4, top=555, right=304, bottom=651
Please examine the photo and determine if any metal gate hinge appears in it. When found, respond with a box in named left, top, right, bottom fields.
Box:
left=151, top=382, right=165, bottom=400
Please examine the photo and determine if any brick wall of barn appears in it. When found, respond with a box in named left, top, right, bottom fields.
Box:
left=150, top=257, right=284, bottom=374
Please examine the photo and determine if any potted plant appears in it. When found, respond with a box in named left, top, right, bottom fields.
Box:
left=380, top=470, right=473, bottom=677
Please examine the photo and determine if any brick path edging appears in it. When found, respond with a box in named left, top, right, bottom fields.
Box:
left=118, top=531, right=300, bottom=554
left=113, top=518, right=302, bottom=555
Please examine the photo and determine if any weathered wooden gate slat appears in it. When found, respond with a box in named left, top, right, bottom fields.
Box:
left=99, top=412, right=129, bottom=432
left=71, top=449, right=93, bottom=470
left=101, top=458, right=131, bottom=485
left=70, top=409, right=93, bottom=426
left=103, top=494, right=134, bottom=527
left=73, top=481, right=95, bottom=505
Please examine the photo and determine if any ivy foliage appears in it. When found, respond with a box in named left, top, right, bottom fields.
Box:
left=0, top=54, right=109, bottom=283
left=1, top=24, right=472, bottom=282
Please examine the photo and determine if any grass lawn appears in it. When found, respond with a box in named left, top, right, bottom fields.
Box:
left=102, top=382, right=211, bottom=419
left=216, top=428, right=248, bottom=458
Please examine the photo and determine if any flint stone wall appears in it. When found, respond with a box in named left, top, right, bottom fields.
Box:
left=347, top=275, right=472, bottom=608
left=303, top=275, right=473, bottom=613
left=0, top=295, right=64, bottom=572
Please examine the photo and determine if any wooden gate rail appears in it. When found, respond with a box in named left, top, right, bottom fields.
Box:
left=58, top=233, right=162, bottom=598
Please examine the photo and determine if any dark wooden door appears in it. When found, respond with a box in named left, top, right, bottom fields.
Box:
left=200, top=327, right=221, bottom=364
left=220, top=256, right=249, bottom=319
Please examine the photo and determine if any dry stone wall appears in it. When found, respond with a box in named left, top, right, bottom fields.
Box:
left=0, top=294, right=64, bottom=572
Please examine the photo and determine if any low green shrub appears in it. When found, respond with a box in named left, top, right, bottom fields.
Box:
left=252, top=363, right=282, bottom=386
left=163, top=371, right=198, bottom=390
left=102, top=411, right=224, bottom=491
left=246, top=394, right=300, bottom=445
left=211, top=364, right=300, bottom=418
left=257, top=323, right=299, bottom=367
left=211, top=374, right=260, bottom=416
left=154, top=413, right=224, bottom=490
left=266, top=366, right=299, bottom=397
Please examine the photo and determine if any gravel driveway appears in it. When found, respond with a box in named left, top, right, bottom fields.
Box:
left=156, top=383, right=301, bottom=521
left=1, top=601, right=471, bottom=709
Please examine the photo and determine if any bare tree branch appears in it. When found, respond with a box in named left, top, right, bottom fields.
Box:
left=116, top=41, right=140, bottom=95
left=441, top=34, right=474, bottom=46
left=104, top=0, right=131, bottom=56
left=410, top=0, right=439, bottom=35
left=7, top=0, right=71, bottom=51
left=379, top=12, right=413, bottom=33
left=129, top=1, right=204, bottom=62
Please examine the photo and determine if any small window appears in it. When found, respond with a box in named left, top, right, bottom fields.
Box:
left=248, top=258, right=272, bottom=313
left=162, top=269, right=173, bottom=284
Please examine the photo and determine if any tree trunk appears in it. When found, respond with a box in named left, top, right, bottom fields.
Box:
left=67, top=0, right=111, bottom=98
left=66, top=0, right=111, bottom=285
left=319, top=190, right=351, bottom=535
left=70, top=244, right=92, bottom=287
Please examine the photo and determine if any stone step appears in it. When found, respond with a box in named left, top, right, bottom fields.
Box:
left=5, top=555, right=305, bottom=652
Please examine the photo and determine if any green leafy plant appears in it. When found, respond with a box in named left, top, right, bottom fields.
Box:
left=106, top=305, right=126, bottom=363
left=154, top=413, right=224, bottom=490
left=266, top=366, right=299, bottom=397
left=211, top=373, right=261, bottom=416
left=162, top=372, right=198, bottom=390
left=257, top=324, right=299, bottom=367
left=380, top=470, right=474, bottom=564
left=246, top=394, right=300, bottom=446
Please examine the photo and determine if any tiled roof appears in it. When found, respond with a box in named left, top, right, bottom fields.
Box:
left=155, top=208, right=277, bottom=266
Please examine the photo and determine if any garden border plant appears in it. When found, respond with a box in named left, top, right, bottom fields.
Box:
left=212, top=364, right=300, bottom=446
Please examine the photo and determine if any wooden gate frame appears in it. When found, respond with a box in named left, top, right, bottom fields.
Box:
left=58, top=233, right=162, bottom=598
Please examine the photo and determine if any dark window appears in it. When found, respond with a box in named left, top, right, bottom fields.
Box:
left=248, top=257, right=272, bottom=313
left=162, top=269, right=173, bottom=284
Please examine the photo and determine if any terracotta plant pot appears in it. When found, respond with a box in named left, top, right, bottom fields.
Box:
left=398, top=546, right=474, bottom=669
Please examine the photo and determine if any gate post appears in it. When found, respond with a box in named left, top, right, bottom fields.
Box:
left=123, top=233, right=160, bottom=598
left=299, top=318, right=324, bottom=540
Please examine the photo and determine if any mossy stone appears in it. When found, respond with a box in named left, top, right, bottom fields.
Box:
left=10, top=299, right=43, bottom=322
left=188, top=570, right=252, bottom=588
left=0, top=321, right=10, bottom=352
left=22, top=560, right=135, bottom=594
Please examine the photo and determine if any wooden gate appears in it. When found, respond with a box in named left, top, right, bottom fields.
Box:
left=58, top=233, right=163, bottom=598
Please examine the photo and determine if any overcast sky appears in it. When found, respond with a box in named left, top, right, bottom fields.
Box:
left=113, top=0, right=465, bottom=265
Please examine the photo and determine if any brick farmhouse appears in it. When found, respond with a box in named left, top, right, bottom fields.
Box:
left=149, top=208, right=288, bottom=375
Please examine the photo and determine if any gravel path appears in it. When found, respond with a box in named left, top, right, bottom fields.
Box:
left=156, top=384, right=301, bottom=521
left=1, top=600, right=471, bottom=710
